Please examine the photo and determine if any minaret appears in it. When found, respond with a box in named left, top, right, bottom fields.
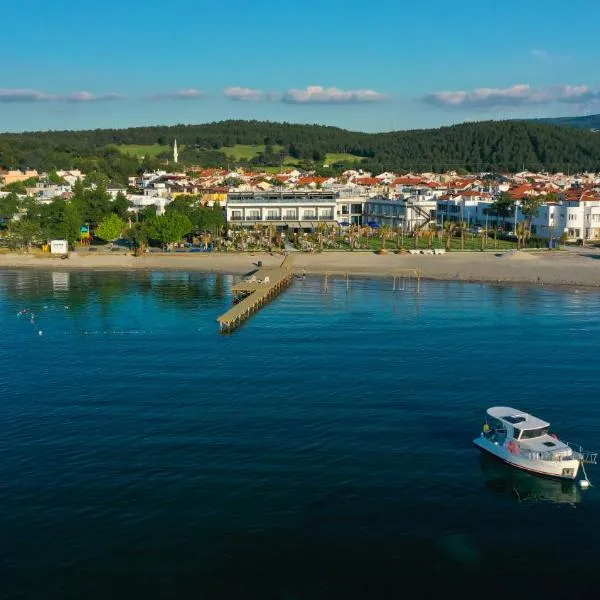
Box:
left=173, top=139, right=179, bottom=164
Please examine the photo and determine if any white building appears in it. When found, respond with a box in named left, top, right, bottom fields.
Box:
left=127, top=194, right=170, bottom=215
left=436, top=193, right=494, bottom=227
left=363, top=196, right=437, bottom=231
left=333, top=186, right=370, bottom=225
left=226, top=190, right=337, bottom=231
left=530, top=204, right=567, bottom=240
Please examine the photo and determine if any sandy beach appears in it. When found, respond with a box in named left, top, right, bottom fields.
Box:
left=1, top=249, right=600, bottom=288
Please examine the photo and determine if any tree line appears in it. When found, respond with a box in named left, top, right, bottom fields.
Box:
left=1, top=119, right=600, bottom=178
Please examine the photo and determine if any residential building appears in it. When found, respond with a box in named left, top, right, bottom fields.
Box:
left=1, top=169, right=39, bottom=185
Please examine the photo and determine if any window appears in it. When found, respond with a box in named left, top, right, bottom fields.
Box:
left=351, top=203, right=362, bottom=213
left=521, top=427, right=550, bottom=440
left=513, top=427, right=521, bottom=440
left=503, top=415, right=526, bottom=424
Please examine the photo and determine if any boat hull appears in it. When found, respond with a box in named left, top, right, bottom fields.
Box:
left=473, top=436, right=580, bottom=480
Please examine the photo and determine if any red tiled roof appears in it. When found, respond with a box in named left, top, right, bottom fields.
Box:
left=297, top=176, right=329, bottom=185
left=393, top=177, right=422, bottom=185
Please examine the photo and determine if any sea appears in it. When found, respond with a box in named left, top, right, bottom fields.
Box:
left=2, top=269, right=600, bottom=599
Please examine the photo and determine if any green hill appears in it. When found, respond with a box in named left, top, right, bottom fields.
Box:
left=1, top=119, right=600, bottom=183
left=534, top=114, right=600, bottom=131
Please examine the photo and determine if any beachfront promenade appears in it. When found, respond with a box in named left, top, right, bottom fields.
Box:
left=217, top=255, right=295, bottom=332
left=2, top=249, right=600, bottom=288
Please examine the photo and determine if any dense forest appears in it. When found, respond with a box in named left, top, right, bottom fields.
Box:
left=535, top=113, right=600, bottom=131
left=1, top=118, right=600, bottom=182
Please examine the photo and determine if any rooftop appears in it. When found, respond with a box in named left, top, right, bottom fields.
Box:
left=487, top=406, right=550, bottom=430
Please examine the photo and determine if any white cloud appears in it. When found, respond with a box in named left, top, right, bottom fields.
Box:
left=224, top=87, right=264, bottom=102
left=422, top=84, right=599, bottom=109
left=0, top=88, right=56, bottom=102
left=146, top=88, right=206, bottom=101
left=282, top=85, right=390, bottom=104
left=0, top=88, right=126, bottom=103
left=66, top=91, right=125, bottom=102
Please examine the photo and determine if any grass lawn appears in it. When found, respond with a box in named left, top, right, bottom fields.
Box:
left=324, top=153, right=364, bottom=164
left=329, top=234, right=535, bottom=252
left=220, top=144, right=285, bottom=160
left=113, top=144, right=172, bottom=158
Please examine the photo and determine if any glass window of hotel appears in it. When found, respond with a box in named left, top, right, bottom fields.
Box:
left=520, top=426, right=550, bottom=440
left=351, top=204, right=362, bottom=213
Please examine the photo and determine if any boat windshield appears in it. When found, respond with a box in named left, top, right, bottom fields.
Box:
left=520, top=426, right=550, bottom=440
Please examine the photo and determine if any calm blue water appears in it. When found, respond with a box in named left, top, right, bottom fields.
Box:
left=2, top=269, right=600, bottom=599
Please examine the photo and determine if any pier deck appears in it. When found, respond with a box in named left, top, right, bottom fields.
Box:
left=217, top=256, right=294, bottom=332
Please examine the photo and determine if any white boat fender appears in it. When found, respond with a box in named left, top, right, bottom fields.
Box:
left=579, top=480, right=590, bottom=489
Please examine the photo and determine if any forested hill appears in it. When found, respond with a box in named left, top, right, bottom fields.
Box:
left=535, top=114, right=600, bottom=131
left=1, top=119, right=600, bottom=182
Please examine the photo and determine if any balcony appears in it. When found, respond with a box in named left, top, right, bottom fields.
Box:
left=265, top=215, right=281, bottom=220
left=246, top=215, right=261, bottom=220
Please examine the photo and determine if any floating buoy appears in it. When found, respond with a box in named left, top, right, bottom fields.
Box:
left=38, top=330, right=43, bottom=336
left=579, top=480, right=590, bottom=489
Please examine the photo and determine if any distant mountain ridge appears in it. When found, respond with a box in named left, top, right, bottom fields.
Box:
left=533, top=114, right=600, bottom=131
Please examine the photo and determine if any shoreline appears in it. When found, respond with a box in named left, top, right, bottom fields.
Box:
left=1, top=250, right=600, bottom=289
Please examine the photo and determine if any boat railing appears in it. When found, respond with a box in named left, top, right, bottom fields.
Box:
left=516, top=449, right=574, bottom=462
left=516, top=444, right=597, bottom=464
left=565, top=442, right=598, bottom=465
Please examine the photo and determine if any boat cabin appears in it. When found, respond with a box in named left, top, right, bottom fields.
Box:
left=487, top=407, right=549, bottom=441
left=485, top=406, right=572, bottom=458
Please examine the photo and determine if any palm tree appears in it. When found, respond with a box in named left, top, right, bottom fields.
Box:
left=516, top=222, right=529, bottom=250
left=444, top=221, right=456, bottom=252
left=426, top=223, right=436, bottom=249
left=316, top=222, right=327, bottom=251
left=458, top=221, right=467, bottom=250
left=348, top=224, right=359, bottom=250
left=379, top=224, right=392, bottom=250
left=491, top=225, right=498, bottom=249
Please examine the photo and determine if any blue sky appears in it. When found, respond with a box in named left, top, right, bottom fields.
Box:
left=1, top=0, right=599, bottom=133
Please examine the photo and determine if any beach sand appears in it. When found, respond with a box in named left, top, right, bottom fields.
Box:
left=1, top=250, right=600, bottom=287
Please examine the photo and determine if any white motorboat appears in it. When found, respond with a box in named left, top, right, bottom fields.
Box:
left=473, top=406, right=597, bottom=481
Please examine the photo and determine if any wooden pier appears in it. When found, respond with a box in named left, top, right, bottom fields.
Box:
left=217, top=255, right=295, bottom=332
